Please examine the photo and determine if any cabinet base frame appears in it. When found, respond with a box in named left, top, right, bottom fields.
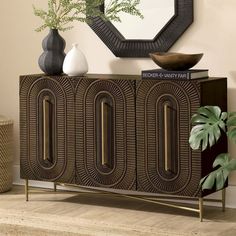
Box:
left=24, top=179, right=226, bottom=222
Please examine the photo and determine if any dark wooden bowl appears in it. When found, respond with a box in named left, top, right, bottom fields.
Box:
left=149, top=52, right=204, bottom=71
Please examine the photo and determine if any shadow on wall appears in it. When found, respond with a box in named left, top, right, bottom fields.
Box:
left=228, top=71, right=236, bottom=111
left=229, top=71, right=236, bottom=83
left=226, top=86, right=236, bottom=184
left=109, top=58, right=151, bottom=75
left=227, top=87, right=236, bottom=110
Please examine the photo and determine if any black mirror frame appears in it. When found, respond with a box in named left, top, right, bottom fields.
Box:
left=88, top=0, right=193, bottom=58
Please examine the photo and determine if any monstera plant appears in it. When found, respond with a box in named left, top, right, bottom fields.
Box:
left=189, top=106, right=236, bottom=190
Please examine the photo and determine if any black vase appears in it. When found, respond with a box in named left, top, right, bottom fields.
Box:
left=38, top=29, right=66, bottom=75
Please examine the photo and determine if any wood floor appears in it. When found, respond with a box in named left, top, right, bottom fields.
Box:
left=0, top=185, right=236, bottom=236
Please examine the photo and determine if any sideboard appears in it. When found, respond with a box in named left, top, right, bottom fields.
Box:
left=20, top=74, right=227, bottom=221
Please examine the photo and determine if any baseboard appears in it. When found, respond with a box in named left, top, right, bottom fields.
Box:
left=13, top=164, right=236, bottom=208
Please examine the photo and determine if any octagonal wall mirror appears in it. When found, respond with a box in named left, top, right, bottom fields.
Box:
left=88, top=0, right=193, bottom=57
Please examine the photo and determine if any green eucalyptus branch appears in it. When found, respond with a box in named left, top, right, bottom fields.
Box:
left=189, top=105, right=236, bottom=191
left=33, top=0, right=143, bottom=32
left=105, top=0, right=143, bottom=22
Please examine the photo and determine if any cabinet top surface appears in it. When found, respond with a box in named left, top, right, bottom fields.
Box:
left=20, top=73, right=140, bottom=80
left=20, top=73, right=226, bottom=82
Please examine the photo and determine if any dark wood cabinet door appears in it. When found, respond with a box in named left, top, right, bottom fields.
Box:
left=20, top=75, right=75, bottom=183
left=136, top=80, right=202, bottom=197
left=75, top=78, right=136, bottom=190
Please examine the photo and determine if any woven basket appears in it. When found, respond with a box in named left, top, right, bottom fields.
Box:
left=0, top=116, right=13, bottom=193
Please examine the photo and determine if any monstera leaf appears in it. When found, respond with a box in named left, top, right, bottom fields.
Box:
left=227, top=112, right=236, bottom=142
left=189, top=106, right=236, bottom=191
left=189, top=106, right=227, bottom=151
left=200, top=154, right=236, bottom=190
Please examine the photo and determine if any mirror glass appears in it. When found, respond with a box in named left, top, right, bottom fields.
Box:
left=105, top=0, right=175, bottom=40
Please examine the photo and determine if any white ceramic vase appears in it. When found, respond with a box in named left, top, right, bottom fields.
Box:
left=63, top=43, right=88, bottom=76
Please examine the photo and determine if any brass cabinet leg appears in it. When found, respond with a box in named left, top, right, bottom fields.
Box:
left=199, top=198, right=203, bottom=222
left=222, top=188, right=226, bottom=212
left=54, top=182, right=57, bottom=192
left=25, top=179, right=29, bottom=202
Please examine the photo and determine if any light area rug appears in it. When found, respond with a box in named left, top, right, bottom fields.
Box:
left=0, top=208, right=197, bottom=236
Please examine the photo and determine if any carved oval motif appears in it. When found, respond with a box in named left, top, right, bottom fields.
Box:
left=20, top=76, right=75, bottom=182
left=75, top=78, right=136, bottom=189
left=136, top=80, right=201, bottom=196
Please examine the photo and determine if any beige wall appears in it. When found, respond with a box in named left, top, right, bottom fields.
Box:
left=1, top=1, right=236, bottom=184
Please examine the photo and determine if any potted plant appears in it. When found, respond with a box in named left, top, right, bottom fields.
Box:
left=33, top=0, right=143, bottom=75
left=189, top=105, right=236, bottom=190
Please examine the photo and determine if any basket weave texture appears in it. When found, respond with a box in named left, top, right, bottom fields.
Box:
left=0, top=117, right=13, bottom=193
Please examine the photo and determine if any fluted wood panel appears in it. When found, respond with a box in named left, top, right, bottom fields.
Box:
left=20, top=75, right=75, bottom=183
left=136, top=78, right=227, bottom=197
left=136, top=80, right=203, bottom=196
left=75, top=78, right=136, bottom=190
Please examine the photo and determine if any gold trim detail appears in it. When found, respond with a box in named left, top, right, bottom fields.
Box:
left=199, top=198, right=203, bottom=222
left=101, top=101, right=108, bottom=166
left=54, top=182, right=57, bottom=192
left=25, top=179, right=28, bottom=202
left=222, top=188, right=226, bottom=212
left=25, top=182, right=228, bottom=222
left=164, top=103, right=170, bottom=172
left=43, top=97, right=50, bottom=161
